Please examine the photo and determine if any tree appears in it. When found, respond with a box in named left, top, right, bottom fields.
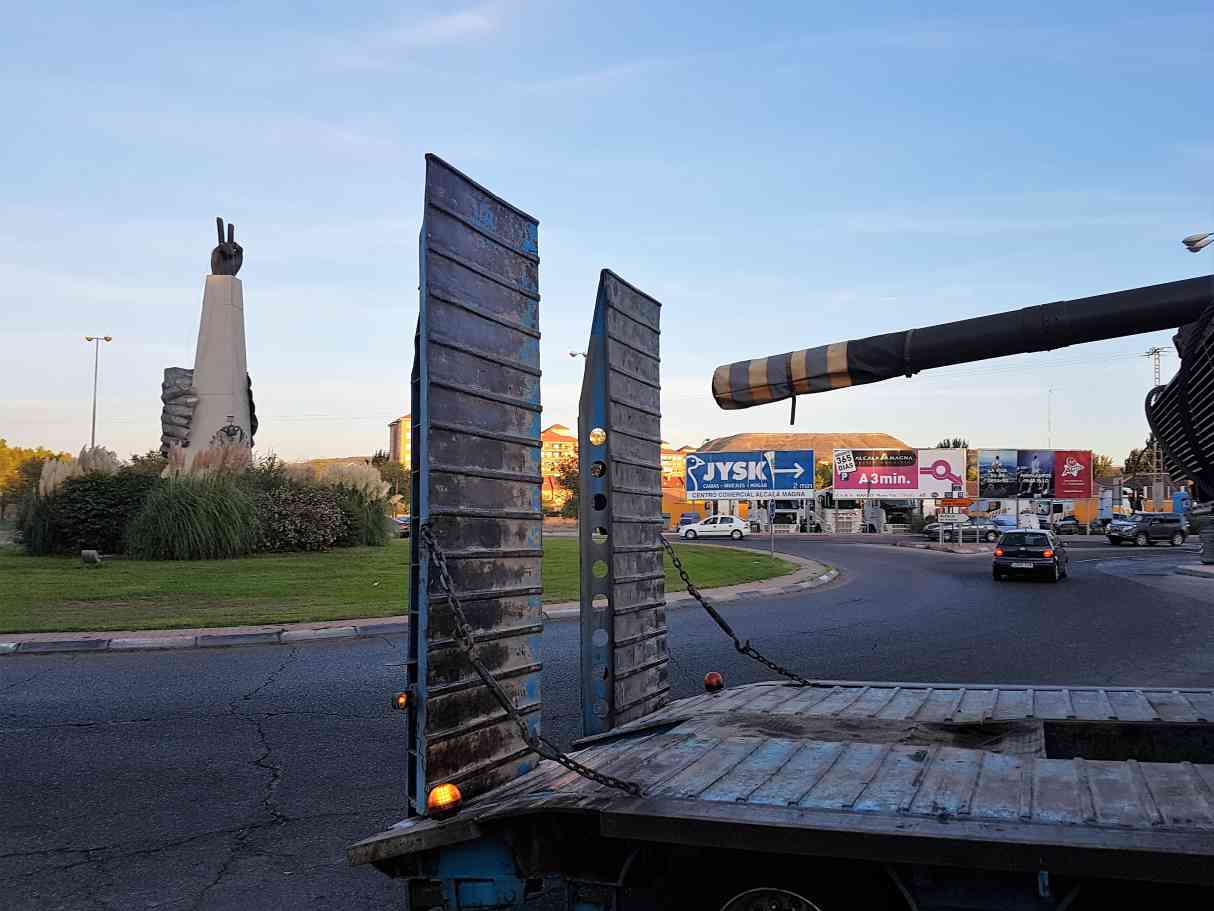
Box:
left=935, top=438, right=969, bottom=449
left=127, top=449, right=168, bottom=476
left=0, top=439, right=67, bottom=517
left=554, top=457, right=580, bottom=517
left=1124, top=433, right=1158, bottom=476
left=375, top=460, right=410, bottom=511
left=371, top=449, right=390, bottom=466
left=1092, top=454, right=1116, bottom=480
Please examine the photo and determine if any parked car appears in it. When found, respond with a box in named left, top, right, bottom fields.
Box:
left=391, top=516, right=411, bottom=538
left=993, top=530, right=1070, bottom=582
left=1105, top=512, right=1187, bottom=546
left=676, top=512, right=702, bottom=527
left=922, top=518, right=1001, bottom=543
left=1052, top=516, right=1083, bottom=534
left=679, top=515, right=749, bottom=540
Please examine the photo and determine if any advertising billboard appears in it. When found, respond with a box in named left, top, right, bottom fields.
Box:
left=977, top=449, right=1018, bottom=498
left=976, top=449, right=1093, bottom=499
left=916, top=448, right=967, bottom=498
left=1054, top=450, right=1094, bottom=498
left=833, top=449, right=919, bottom=497
left=685, top=450, right=814, bottom=500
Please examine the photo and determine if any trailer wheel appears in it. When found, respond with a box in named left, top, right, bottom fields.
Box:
left=720, top=887, right=821, bottom=911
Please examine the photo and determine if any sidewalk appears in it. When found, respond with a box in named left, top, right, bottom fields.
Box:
left=0, top=550, right=836, bottom=656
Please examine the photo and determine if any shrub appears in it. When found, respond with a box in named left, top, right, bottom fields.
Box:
left=126, top=475, right=258, bottom=560
left=330, top=486, right=390, bottom=547
left=19, top=471, right=159, bottom=555
left=251, top=484, right=345, bottom=552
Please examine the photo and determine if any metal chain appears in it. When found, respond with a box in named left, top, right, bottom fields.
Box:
left=420, top=524, right=643, bottom=798
left=659, top=535, right=819, bottom=689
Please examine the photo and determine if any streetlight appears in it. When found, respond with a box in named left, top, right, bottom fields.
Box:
left=569, top=350, right=587, bottom=359
left=83, top=335, right=113, bottom=448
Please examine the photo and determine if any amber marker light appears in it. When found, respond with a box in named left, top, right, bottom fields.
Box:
left=427, top=783, right=463, bottom=818
left=392, top=692, right=409, bottom=711
left=994, top=547, right=1004, bottom=557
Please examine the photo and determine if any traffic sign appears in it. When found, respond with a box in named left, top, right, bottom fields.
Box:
left=935, top=513, right=967, bottom=523
left=684, top=449, right=814, bottom=500
left=939, top=498, right=973, bottom=507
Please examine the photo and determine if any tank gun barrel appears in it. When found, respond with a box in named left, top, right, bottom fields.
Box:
left=712, top=275, right=1212, bottom=410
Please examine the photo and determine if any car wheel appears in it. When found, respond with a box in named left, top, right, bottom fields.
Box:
left=943, top=531, right=954, bottom=542
left=684, top=529, right=697, bottom=540
left=1052, top=563, right=1061, bottom=583
left=1135, top=532, right=1149, bottom=547
left=731, top=529, right=742, bottom=540
left=1172, top=532, right=1185, bottom=546
left=984, top=531, right=998, bottom=543
left=993, top=571, right=1002, bottom=581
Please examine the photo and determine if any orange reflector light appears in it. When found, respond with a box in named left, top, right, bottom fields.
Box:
left=704, top=671, right=725, bottom=693
left=392, top=692, right=409, bottom=711
left=994, top=547, right=1004, bottom=557
left=1043, top=549, right=1054, bottom=558
left=427, top=783, right=463, bottom=818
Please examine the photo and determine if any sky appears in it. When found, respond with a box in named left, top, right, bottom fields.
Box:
left=2, top=2, right=1212, bottom=464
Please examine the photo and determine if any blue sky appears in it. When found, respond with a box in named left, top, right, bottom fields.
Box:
left=3, top=2, right=1212, bottom=462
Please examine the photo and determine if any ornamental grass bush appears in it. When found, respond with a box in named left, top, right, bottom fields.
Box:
left=19, top=470, right=159, bottom=555
left=125, top=475, right=258, bottom=560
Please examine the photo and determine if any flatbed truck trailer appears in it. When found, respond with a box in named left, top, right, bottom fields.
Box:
left=350, top=156, right=1214, bottom=909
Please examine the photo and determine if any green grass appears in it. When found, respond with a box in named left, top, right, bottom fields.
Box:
left=0, top=538, right=795, bottom=634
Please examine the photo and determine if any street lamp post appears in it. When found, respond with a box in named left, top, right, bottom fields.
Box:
left=84, top=335, right=113, bottom=448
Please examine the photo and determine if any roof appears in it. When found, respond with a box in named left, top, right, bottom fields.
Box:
left=542, top=424, right=576, bottom=443
left=699, top=432, right=911, bottom=456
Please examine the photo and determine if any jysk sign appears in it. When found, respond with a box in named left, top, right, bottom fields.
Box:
left=685, top=450, right=814, bottom=500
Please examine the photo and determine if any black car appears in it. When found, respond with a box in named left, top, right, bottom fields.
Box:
left=1105, top=512, right=1187, bottom=546
left=993, top=530, right=1069, bottom=582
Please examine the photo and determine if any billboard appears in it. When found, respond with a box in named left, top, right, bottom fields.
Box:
left=685, top=449, right=814, bottom=500
left=916, top=448, right=967, bottom=498
left=977, top=449, right=1018, bottom=498
left=833, top=449, right=919, bottom=497
left=976, top=449, right=1093, bottom=498
left=1055, top=450, right=1094, bottom=498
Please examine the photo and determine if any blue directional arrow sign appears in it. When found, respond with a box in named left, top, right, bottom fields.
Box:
left=684, top=449, right=814, bottom=500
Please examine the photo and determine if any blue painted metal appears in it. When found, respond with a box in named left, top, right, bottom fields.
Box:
left=578, top=271, right=669, bottom=736
left=425, top=837, right=528, bottom=909
left=407, top=154, right=544, bottom=816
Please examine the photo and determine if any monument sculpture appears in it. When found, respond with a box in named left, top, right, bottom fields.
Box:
left=160, top=219, right=257, bottom=458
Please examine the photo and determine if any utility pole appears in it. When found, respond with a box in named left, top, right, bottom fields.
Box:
left=84, top=335, right=113, bottom=449
left=1047, top=386, right=1055, bottom=449
left=1144, top=346, right=1165, bottom=509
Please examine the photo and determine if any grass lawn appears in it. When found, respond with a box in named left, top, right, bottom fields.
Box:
left=0, top=538, right=795, bottom=634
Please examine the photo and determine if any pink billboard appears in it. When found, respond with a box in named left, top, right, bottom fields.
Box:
left=1054, top=450, right=1093, bottom=498
left=833, top=449, right=919, bottom=497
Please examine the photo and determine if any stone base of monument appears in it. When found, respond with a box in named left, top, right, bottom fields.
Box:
left=185, top=274, right=252, bottom=459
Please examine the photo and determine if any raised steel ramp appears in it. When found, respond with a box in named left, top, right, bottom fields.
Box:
left=406, top=155, right=543, bottom=814
left=577, top=270, right=670, bottom=737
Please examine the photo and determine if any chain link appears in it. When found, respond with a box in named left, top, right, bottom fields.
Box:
left=420, top=524, right=643, bottom=798
left=659, top=535, right=820, bottom=689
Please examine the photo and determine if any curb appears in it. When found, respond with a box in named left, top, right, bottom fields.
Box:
left=1174, top=564, right=1214, bottom=579
left=1, top=552, right=835, bottom=657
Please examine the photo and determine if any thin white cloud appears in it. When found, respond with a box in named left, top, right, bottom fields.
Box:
left=385, top=7, right=497, bottom=48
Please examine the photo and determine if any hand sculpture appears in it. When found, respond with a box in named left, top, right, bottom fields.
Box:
left=210, top=217, right=243, bottom=276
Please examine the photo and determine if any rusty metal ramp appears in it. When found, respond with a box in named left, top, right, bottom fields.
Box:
left=406, top=154, right=543, bottom=814
left=577, top=270, right=670, bottom=737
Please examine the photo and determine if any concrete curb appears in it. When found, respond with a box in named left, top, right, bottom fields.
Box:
left=1174, top=564, right=1214, bottom=579
left=1, top=550, right=834, bottom=656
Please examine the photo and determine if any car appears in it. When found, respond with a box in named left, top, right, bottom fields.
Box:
left=1052, top=516, right=1083, bottom=535
left=679, top=515, right=749, bottom=540
left=1105, top=512, right=1187, bottom=546
left=922, top=517, right=1002, bottom=543
left=391, top=516, right=411, bottom=538
left=993, top=530, right=1070, bottom=582
left=676, top=512, right=702, bottom=527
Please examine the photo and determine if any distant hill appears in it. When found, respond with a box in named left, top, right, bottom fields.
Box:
left=699, top=432, right=912, bottom=454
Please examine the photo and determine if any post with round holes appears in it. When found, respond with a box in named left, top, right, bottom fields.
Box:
left=578, top=270, right=670, bottom=736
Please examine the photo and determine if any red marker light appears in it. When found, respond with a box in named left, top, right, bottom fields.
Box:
left=1043, top=549, right=1054, bottom=558
left=994, top=547, right=1004, bottom=557
left=704, top=672, right=725, bottom=693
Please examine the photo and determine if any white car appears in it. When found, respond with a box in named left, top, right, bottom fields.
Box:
left=679, top=515, right=749, bottom=540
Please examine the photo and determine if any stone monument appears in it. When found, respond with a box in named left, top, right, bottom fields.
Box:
left=160, top=218, right=257, bottom=459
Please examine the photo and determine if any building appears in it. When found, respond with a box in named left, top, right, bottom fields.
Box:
left=541, top=424, right=578, bottom=509
left=660, top=443, right=698, bottom=481
left=387, top=415, right=412, bottom=466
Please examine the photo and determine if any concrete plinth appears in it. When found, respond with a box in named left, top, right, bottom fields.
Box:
left=186, top=275, right=251, bottom=457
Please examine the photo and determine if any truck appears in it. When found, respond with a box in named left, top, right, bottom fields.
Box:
left=348, top=156, right=1214, bottom=908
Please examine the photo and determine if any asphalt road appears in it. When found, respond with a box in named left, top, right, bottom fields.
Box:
left=3, top=539, right=1214, bottom=909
